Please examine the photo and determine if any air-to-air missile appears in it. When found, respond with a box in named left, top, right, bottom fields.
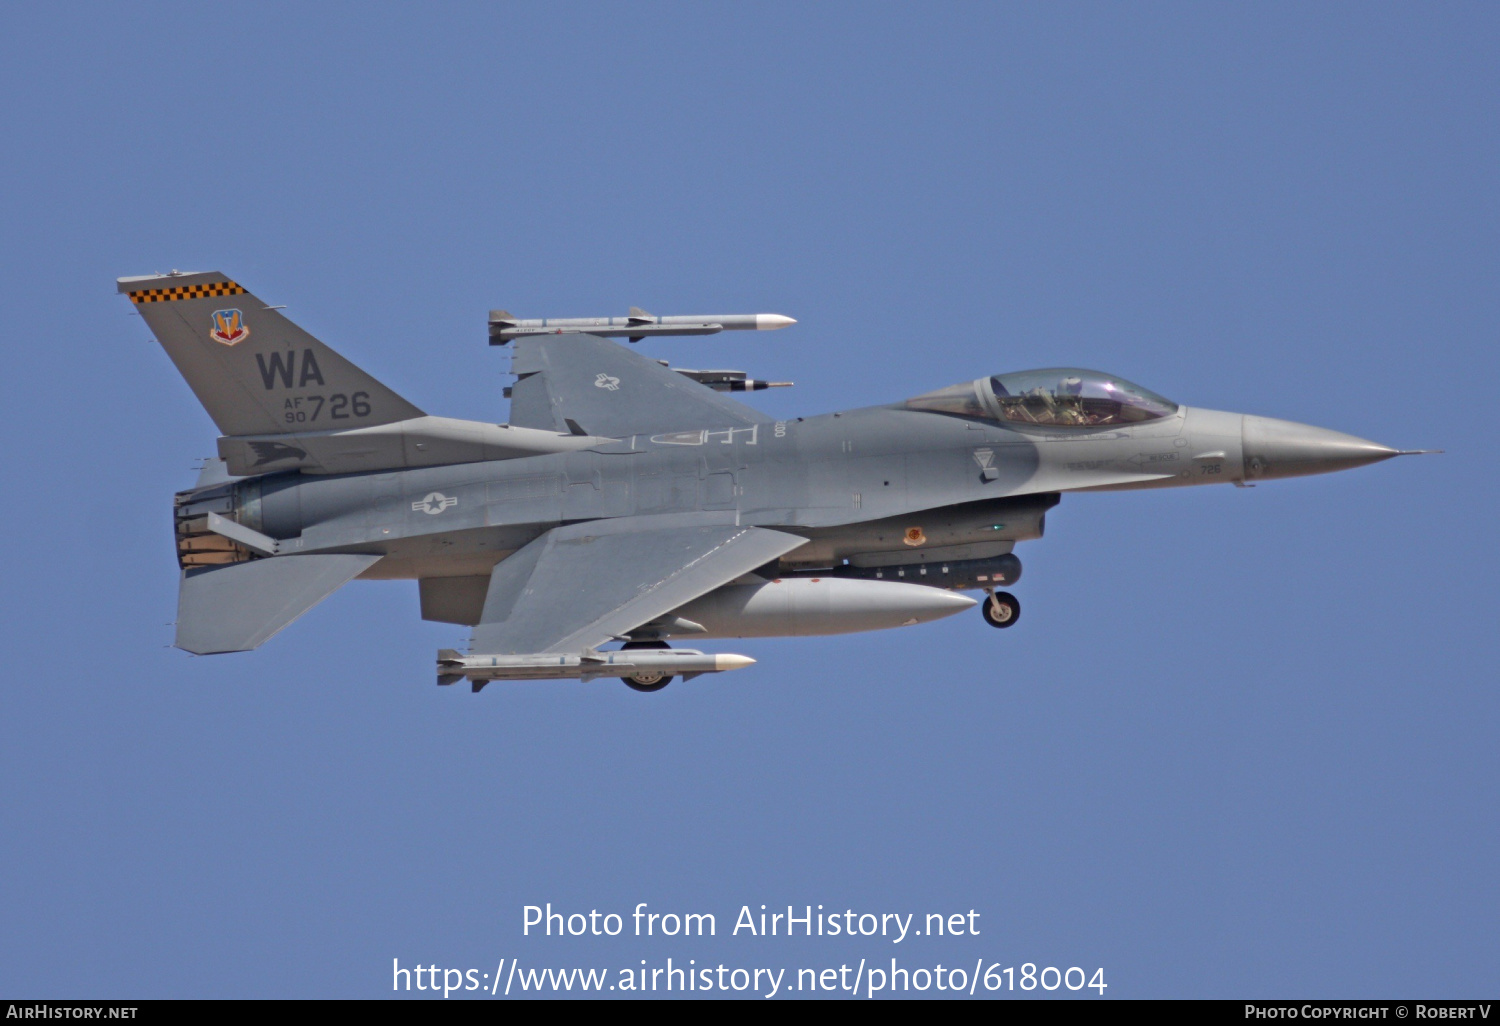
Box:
left=125, top=269, right=1439, bottom=693
left=438, top=647, right=756, bottom=692
left=488, top=307, right=796, bottom=342
left=654, top=365, right=795, bottom=392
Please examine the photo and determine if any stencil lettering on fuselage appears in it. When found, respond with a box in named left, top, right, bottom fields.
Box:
left=649, top=425, right=759, bottom=446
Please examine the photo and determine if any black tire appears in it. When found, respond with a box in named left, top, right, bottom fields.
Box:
left=621, top=640, right=672, bottom=691
left=981, top=591, right=1021, bottom=628
left=623, top=672, right=673, bottom=693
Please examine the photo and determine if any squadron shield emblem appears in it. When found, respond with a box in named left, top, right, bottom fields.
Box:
left=209, top=309, right=250, bottom=346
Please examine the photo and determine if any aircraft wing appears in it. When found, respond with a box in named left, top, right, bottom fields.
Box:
left=470, top=514, right=805, bottom=655
left=507, top=333, right=771, bottom=437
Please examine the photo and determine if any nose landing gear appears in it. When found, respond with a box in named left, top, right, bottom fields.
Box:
left=981, top=589, right=1021, bottom=629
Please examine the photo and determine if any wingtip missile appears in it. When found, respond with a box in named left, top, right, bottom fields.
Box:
left=656, top=363, right=794, bottom=392
left=488, top=310, right=797, bottom=343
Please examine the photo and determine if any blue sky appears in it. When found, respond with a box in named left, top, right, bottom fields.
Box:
left=1, top=2, right=1495, bottom=998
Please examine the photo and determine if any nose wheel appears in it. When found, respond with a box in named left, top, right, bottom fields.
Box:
left=621, top=640, right=673, bottom=692
left=981, top=589, right=1021, bottom=629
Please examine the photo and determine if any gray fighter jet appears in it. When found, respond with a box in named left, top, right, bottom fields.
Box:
left=127, top=271, right=1431, bottom=692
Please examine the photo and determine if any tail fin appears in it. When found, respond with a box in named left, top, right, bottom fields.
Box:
left=120, top=271, right=423, bottom=436
left=436, top=648, right=465, bottom=686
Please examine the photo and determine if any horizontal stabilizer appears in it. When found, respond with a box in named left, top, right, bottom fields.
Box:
left=175, top=553, right=381, bottom=654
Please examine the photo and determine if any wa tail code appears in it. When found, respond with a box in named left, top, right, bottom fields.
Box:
left=255, top=349, right=325, bottom=390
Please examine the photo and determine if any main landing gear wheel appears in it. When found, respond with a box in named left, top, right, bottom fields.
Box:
left=981, top=590, right=1021, bottom=629
left=623, top=670, right=671, bottom=692
left=621, top=640, right=673, bottom=692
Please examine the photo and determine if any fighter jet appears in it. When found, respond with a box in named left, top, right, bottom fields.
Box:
left=127, top=271, right=1432, bottom=692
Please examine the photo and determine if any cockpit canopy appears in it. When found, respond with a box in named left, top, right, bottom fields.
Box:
left=905, top=368, right=1178, bottom=428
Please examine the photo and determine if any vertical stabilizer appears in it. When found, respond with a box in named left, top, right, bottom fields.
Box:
left=120, top=271, right=424, bottom=436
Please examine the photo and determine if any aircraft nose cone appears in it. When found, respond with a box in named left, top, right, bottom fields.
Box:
left=1241, top=414, right=1398, bottom=480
